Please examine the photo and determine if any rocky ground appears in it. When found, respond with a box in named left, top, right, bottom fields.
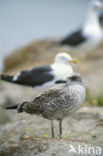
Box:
left=0, top=107, right=103, bottom=156
left=0, top=39, right=103, bottom=155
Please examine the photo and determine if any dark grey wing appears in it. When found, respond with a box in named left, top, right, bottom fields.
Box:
left=99, top=13, right=103, bottom=26
left=14, top=66, right=54, bottom=87
left=60, top=29, right=86, bottom=46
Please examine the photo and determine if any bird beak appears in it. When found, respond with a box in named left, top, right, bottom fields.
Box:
left=70, top=59, right=78, bottom=64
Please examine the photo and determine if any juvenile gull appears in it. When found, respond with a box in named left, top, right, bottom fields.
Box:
left=0, top=52, right=78, bottom=89
left=6, top=73, right=86, bottom=138
left=57, top=0, right=103, bottom=51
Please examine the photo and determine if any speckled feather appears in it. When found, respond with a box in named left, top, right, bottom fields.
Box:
left=17, top=78, right=86, bottom=120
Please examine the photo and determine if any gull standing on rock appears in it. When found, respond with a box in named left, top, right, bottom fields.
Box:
left=6, top=73, right=86, bottom=138
left=0, top=52, right=78, bottom=89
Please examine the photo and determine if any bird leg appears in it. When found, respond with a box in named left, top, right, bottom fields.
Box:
left=59, top=119, right=62, bottom=139
left=51, top=120, right=55, bottom=138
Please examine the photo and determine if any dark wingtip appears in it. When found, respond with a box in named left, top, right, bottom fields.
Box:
left=0, top=74, right=5, bottom=80
left=5, top=104, right=18, bottom=110
left=0, top=74, right=13, bottom=82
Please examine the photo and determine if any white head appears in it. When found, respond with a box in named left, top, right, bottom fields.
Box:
left=54, top=52, right=78, bottom=64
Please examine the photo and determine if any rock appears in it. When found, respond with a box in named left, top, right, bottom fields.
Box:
left=0, top=107, right=103, bottom=155
left=3, top=39, right=56, bottom=74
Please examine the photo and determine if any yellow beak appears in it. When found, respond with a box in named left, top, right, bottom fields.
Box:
left=70, top=59, right=78, bottom=64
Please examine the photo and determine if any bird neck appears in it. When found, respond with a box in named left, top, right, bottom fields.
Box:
left=66, top=81, right=85, bottom=89
left=88, top=7, right=98, bottom=23
left=84, top=7, right=101, bottom=34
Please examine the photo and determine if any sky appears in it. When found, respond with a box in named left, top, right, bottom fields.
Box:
left=0, top=0, right=90, bottom=55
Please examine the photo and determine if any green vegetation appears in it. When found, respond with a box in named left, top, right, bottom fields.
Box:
left=84, top=89, right=103, bottom=107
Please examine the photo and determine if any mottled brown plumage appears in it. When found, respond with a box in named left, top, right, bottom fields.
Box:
left=6, top=73, right=86, bottom=138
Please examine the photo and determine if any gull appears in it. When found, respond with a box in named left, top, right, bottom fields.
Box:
left=6, top=73, right=86, bottom=138
left=0, top=52, right=78, bottom=89
left=58, top=0, right=103, bottom=51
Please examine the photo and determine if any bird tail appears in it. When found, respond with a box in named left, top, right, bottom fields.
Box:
left=0, top=74, right=14, bottom=83
left=5, top=102, right=28, bottom=113
left=6, top=104, right=19, bottom=110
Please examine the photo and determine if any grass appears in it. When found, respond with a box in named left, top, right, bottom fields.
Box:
left=84, top=89, right=103, bottom=107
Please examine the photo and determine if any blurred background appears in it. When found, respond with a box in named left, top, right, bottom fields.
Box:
left=0, top=0, right=95, bottom=71
left=0, top=1, right=103, bottom=154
